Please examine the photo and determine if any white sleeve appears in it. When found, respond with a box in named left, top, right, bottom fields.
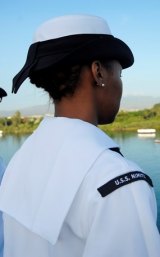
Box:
left=82, top=181, right=160, bottom=257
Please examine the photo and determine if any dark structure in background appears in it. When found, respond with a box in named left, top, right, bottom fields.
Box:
left=0, top=88, right=7, bottom=102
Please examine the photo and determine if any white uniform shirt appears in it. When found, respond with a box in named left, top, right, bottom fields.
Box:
left=0, top=117, right=159, bottom=257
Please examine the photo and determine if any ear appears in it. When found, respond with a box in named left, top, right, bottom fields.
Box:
left=91, top=60, right=104, bottom=86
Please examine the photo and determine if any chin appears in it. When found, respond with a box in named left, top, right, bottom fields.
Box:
left=98, top=115, right=116, bottom=125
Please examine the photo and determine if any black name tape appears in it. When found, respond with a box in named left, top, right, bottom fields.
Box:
left=97, top=171, right=153, bottom=197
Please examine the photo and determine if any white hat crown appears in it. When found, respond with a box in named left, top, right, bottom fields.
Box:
left=34, top=14, right=112, bottom=42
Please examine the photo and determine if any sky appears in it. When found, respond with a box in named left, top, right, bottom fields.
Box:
left=0, top=0, right=160, bottom=111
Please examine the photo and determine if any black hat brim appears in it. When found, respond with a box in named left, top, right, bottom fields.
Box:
left=12, top=34, right=134, bottom=93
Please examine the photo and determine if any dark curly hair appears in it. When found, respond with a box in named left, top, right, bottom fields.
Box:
left=29, top=64, right=85, bottom=101
left=29, top=60, right=113, bottom=102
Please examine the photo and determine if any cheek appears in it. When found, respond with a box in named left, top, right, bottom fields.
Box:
left=107, top=78, right=122, bottom=118
left=96, top=77, right=123, bottom=125
left=114, top=78, right=123, bottom=98
left=108, top=77, right=122, bottom=102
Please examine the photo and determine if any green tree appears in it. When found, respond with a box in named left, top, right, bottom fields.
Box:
left=12, top=111, right=22, bottom=126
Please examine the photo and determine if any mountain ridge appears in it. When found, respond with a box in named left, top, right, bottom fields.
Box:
left=1, top=95, right=160, bottom=117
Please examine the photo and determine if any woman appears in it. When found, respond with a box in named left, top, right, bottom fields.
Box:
left=0, top=14, right=159, bottom=257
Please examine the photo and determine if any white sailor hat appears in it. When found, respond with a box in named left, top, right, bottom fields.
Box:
left=12, top=14, right=134, bottom=93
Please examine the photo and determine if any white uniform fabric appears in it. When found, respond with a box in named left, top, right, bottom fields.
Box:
left=0, top=157, right=6, bottom=257
left=0, top=117, right=159, bottom=257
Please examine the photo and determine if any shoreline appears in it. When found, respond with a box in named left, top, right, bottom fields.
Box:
left=0, top=104, right=160, bottom=134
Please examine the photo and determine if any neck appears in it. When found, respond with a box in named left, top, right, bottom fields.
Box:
left=54, top=66, right=99, bottom=126
left=54, top=94, right=98, bottom=126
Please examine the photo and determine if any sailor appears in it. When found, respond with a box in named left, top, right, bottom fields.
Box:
left=0, top=87, right=7, bottom=257
left=0, top=15, right=159, bottom=257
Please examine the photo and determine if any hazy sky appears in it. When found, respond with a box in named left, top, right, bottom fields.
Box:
left=0, top=0, right=160, bottom=111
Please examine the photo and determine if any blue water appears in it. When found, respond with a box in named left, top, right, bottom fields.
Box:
left=0, top=132, right=160, bottom=231
left=0, top=134, right=28, bottom=164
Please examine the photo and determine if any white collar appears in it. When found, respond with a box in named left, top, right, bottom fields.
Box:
left=0, top=117, right=118, bottom=245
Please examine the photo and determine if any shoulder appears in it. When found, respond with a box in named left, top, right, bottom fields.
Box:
left=84, top=149, right=144, bottom=192
left=67, top=149, right=156, bottom=237
left=77, top=148, right=154, bottom=205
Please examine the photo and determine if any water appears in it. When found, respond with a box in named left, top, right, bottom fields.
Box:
left=0, top=134, right=28, bottom=164
left=0, top=132, right=160, bottom=231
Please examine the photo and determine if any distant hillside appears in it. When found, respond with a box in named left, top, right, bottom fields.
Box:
left=0, top=104, right=55, bottom=117
left=1, top=95, right=160, bottom=117
left=121, top=96, right=160, bottom=110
